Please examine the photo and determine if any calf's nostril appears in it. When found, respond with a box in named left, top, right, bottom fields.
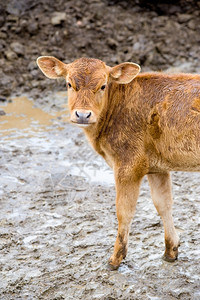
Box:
left=75, top=111, right=79, bottom=118
left=86, top=112, right=91, bottom=119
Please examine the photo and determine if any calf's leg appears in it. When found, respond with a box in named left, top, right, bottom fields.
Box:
left=108, top=175, right=142, bottom=269
left=147, top=172, right=180, bottom=262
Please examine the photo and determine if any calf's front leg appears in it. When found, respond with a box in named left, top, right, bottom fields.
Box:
left=108, top=173, right=142, bottom=269
left=147, top=172, right=180, bottom=262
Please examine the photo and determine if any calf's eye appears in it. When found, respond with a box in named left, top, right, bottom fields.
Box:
left=101, top=85, right=106, bottom=91
left=67, top=82, right=72, bottom=89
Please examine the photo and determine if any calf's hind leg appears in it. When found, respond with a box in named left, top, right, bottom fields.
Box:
left=148, top=172, right=180, bottom=261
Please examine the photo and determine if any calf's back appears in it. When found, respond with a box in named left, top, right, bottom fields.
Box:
left=88, top=72, right=200, bottom=174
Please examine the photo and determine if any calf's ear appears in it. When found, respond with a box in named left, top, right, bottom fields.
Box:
left=109, top=62, right=140, bottom=84
left=37, top=56, right=67, bottom=79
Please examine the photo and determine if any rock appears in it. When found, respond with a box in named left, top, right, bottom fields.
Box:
left=28, top=61, right=37, bottom=71
left=0, top=40, right=5, bottom=51
left=20, top=19, right=28, bottom=28
left=50, top=31, right=64, bottom=46
left=107, top=38, right=118, bottom=50
left=27, top=22, right=39, bottom=35
left=0, top=59, right=5, bottom=67
left=0, top=15, right=5, bottom=27
left=5, top=50, right=17, bottom=61
left=188, top=19, right=196, bottom=30
left=76, top=20, right=84, bottom=28
left=0, top=110, right=6, bottom=116
left=0, top=0, right=200, bottom=99
left=6, top=0, right=38, bottom=15
left=177, top=13, right=193, bottom=23
left=0, top=96, right=7, bottom=102
left=51, top=12, right=66, bottom=26
left=0, top=32, right=7, bottom=39
left=89, top=2, right=105, bottom=20
left=63, top=29, right=68, bottom=37
left=6, top=14, right=19, bottom=23
left=10, top=42, right=25, bottom=56
left=132, top=42, right=141, bottom=52
left=165, top=62, right=195, bottom=74
left=30, top=69, right=39, bottom=77
left=0, top=72, right=13, bottom=85
left=31, top=79, right=39, bottom=88
left=0, top=72, right=15, bottom=96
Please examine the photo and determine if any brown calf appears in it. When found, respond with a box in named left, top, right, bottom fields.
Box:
left=37, top=56, right=200, bottom=269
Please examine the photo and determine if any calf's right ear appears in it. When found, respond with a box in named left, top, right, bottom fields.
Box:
left=37, top=56, right=67, bottom=79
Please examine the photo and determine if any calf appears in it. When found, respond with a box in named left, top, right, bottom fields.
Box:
left=37, top=56, right=200, bottom=269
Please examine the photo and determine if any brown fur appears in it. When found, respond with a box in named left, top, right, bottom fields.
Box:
left=37, top=56, right=200, bottom=269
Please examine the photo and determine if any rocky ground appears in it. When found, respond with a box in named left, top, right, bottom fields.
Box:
left=0, top=0, right=200, bottom=299
left=0, top=0, right=200, bottom=101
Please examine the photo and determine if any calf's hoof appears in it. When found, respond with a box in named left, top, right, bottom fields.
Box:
left=108, top=256, right=122, bottom=270
left=162, top=253, right=178, bottom=262
left=107, top=261, right=120, bottom=271
left=163, top=246, right=179, bottom=262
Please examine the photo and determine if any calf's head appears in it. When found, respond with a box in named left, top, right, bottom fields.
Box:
left=37, top=56, right=140, bottom=127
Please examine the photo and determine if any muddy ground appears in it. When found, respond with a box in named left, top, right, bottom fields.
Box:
left=0, top=94, right=200, bottom=300
left=0, top=0, right=200, bottom=299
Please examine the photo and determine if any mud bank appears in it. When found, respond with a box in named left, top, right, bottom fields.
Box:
left=0, top=95, right=199, bottom=299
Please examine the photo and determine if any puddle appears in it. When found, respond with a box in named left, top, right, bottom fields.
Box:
left=0, top=94, right=115, bottom=187
left=0, top=95, right=69, bottom=137
left=62, top=160, right=115, bottom=186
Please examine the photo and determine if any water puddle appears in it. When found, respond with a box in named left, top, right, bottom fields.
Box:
left=0, top=95, right=69, bottom=137
left=63, top=160, right=115, bottom=186
left=0, top=94, right=115, bottom=187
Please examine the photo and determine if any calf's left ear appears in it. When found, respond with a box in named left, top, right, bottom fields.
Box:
left=37, top=56, right=67, bottom=79
left=109, top=62, right=140, bottom=84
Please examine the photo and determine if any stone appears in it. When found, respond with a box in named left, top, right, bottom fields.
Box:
left=0, top=110, right=6, bottom=116
left=132, top=42, right=141, bottom=52
left=27, top=22, right=39, bottom=35
left=51, top=12, right=66, bottom=26
left=107, top=38, right=118, bottom=50
left=177, top=14, right=193, bottom=23
left=0, top=32, right=7, bottom=39
left=0, top=40, right=5, bottom=51
left=0, top=15, right=5, bottom=27
left=5, top=50, right=17, bottom=61
left=188, top=20, right=196, bottom=30
left=10, top=42, right=24, bottom=56
left=0, top=96, right=7, bottom=102
left=50, top=31, right=63, bottom=46
left=28, top=61, right=37, bottom=71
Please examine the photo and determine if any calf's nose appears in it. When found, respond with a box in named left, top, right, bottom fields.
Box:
left=75, top=111, right=92, bottom=123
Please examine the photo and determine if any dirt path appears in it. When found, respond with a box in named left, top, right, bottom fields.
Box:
left=0, top=95, right=199, bottom=299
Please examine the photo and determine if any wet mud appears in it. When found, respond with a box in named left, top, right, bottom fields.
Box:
left=0, top=95, right=199, bottom=299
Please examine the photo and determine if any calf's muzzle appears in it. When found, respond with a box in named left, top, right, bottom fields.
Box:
left=71, top=109, right=96, bottom=126
left=75, top=110, right=91, bottom=123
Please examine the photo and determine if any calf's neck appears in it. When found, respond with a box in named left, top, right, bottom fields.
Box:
left=37, top=56, right=200, bottom=269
